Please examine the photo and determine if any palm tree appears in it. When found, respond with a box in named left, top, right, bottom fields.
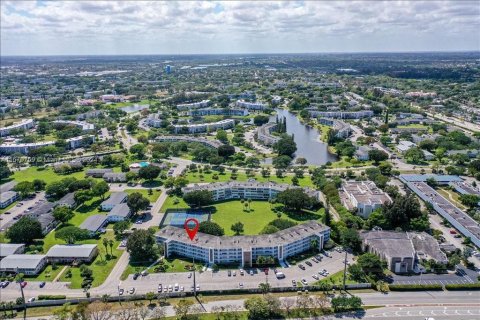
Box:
left=247, top=198, right=252, bottom=211
left=108, top=240, right=114, bottom=256
left=102, top=238, right=108, bottom=258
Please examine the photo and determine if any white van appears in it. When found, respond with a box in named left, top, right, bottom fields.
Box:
left=275, top=271, right=285, bottom=279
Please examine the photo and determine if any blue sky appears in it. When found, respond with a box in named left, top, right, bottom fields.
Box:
left=1, top=1, right=479, bottom=56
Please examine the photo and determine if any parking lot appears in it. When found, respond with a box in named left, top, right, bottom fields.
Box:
left=117, top=249, right=349, bottom=295
left=0, top=192, right=46, bottom=231
left=390, top=266, right=477, bottom=286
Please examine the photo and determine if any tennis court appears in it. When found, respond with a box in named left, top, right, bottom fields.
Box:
left=162, top=210, right=209, bottom=227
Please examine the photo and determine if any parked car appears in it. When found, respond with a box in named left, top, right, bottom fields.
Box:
left=119, top=288, right=124, bottom=295
left=312, top=274, right=319, bottom=280
left=239, top=282, right=244, bottom=288
left=188, top=273, right=192, bottom=278
left=27, top=297, right=35, bottom=303
left=129, top=288, right=135, bottom=294
left=301, top=278, right=308, bottom=285
left=228, top=270, right=231, bottom=277
left=4, top=211, right=11, bottom=215
left=249, top=270, right=254, bottom=276
left=21, top=282, right=27, bottom=288
left=39, top=282, right=46, bottom=288
left=157, top=284, right=162, bottom=293
left=133, top=273, right=140, bottom=280
left=298, top=264, right=305, bottom=270
left=305, top=261, right=312, bottom=267
left=232, top=271, right=236, bottom=276
left=240, top=269, right=244, bottom=276
left=292, top=280, right=297, bottom=287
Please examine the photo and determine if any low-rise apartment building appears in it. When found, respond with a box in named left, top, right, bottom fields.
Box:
left=153, top=136, right=224, bottom=149
left=317, top=118, right=351, bottom=138
left=183, top=181, right=319, bottom=202
left=340, top=181, right=392, bottom=218
left=308, top=110, right=374, bottom=119
left=173, top=119, right=235, bottom=134
left=189, top=108, right=248, bottom=117
left=0, top=119, right=35, bottom=137
left=101, top=192, right=127, bottom=211
left=235, top=100, right=267, bottom=110
left=0, top=254, right=48, bottom=275
left=177, top=100, right=211, bottom=111
left=46, top=244, right=98, bottom=263
left=156, top=221, right=330, bottom=267
left=256, top=122, right=280, bottom=146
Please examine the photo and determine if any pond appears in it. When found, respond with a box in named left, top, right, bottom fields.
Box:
left=269, top=108, right=336, bottom=165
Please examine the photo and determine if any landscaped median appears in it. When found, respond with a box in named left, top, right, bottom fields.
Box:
left=388, top=283, right=443, bottom=291
left=444, top=283, right=480, bottom=290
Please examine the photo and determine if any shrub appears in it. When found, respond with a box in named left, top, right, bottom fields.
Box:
left=445, top=283, right=480, bottom=290
left=38, top=295, right=66, bottom=300
left=388, top=284, right=442, bottom=291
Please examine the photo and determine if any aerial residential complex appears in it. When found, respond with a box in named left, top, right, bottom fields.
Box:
left=307, top=110, right=374, bottom=119
left=173, top=119, right=235, bottom=134
left=400, top=175, right=480, bottom=247
left=0, top=119, right=35, bottom=137
left=176, top=100, right=211, bottom=111
left=183, top=181, right=320, bottom=202
left=156, top=221, right=330, bottom=267
left=317, top=118, right=352, bottom=138
left=154, top=136, right=224, bottom=149
left=0, top=135, right=95, bottom=155
left=52, top=120, right=95, bottom=131
left=340, top=181, right=392, bottom=218
left=256, top=122, right=280, bottom=146
left=189, top=108, right=248, bottom=117
left=235, top=100, right=267, bottom=110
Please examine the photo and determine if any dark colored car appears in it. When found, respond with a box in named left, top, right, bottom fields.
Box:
left=298, top=264, right=305, bottom=270
left=305, top=261, right=312, bottom=267
left=39, top=282, right=46, bottom=288
left=133, top=273, right=140, bottom=280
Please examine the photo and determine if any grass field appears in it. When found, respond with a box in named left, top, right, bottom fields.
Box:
left=161, top=196, right=324, bottom=236
left=108, top=99, right=151, bottom=108
left=184, top=171, right=315, bottom=187
left=12, top=167, right=88, bottom=183
left=26, top=265, right=65, bottom=282
left=124, top=188, right=161, bottom=203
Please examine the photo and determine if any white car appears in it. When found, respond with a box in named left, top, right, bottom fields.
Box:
left=312, top=274, right=319, bottom=280
left=27, top=297, right=35, bottom=303
left=180, top=286, right=184, bottom=292
left=239, top=282, right=244, bottom=288
left=301, top=278, right=308, bottom=285
left=188, top=273, right=192, bottom=278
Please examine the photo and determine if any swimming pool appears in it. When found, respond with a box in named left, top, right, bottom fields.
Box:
left=139, top=161, right=150, bottom=167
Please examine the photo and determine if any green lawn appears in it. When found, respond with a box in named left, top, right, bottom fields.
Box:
left=328, top=157, right=373, bottom=169
left=59, top=232, right=121, bottom=288
left=163, top=256, right=204, bottom=273
left=161, top=196, right=324, bottom=236
left=124, top=188, right=161, bottom=203
left=109, top=99, right=151, bottom=108
left=26, top=265, right=64, bottom=282
left=12, top=167, right=88, bottom=183
left=0, top=202, right=16, bottom=215
left=184, top=171, right=314, bottom=187
left=316, top=270, right=359, bottom=286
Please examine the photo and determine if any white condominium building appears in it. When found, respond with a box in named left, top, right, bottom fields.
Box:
left=0, top=119, right=35, bottom=137
left=308, top=110, right=374, bottom=119
left=173, top=119, right=235, bottom=134
left=318, top=118, right=351, bottom=138
left=0, top=135, right=94, bottom=155
left=156, top=221, right=330, bottom=267
left=183, top=181, right=319, bottom=202
left=236, top=100, right=267, bottom=110
left=177, top=100, right=211, bottom=111
left=340, top=181, right=392, bottom=218
left=53, top=120, right=95, bottom=131
left=256, top=122, right=280, bottom=146
left=146, top=113, right=163, bottom=128
left=189, top=108, right=248, bottom=117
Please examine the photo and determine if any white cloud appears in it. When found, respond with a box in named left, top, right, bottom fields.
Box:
left=1, top=0, right=479, bottom=55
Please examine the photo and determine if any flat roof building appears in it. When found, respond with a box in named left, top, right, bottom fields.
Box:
left=0, top=254, right=48, bottom=275
left=0, top=191, right=19, bottom=209
left=0, top=243, right=25, bottom=259
left=103, top=172, right=127, bottom=183
left=235, top=100, right=266, bottom=110
left=173, top=119, right=235, bottom=134
left=86, top=168, right=113, bottom=178
left=107, top=203, right=131, bottom=222
left=0, top=119, right=35, bottom=137
left=183, top=181, right=319, bottom=202
left=56, top=193, right=76, bottom=208
left=256, top=122, right=280, bottom=146
left=46, top=244, right=98, bottom=263
left=79, top=214, right=108, bottom=234
left=156, top=221, right=330, bottom=267
left=340, top=181, right=392, bottom=218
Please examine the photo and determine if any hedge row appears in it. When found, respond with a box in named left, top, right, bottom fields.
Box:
left=388, top=284, right=443, bottom=291
left=445, top=283, right=480, bottom=290
left=38, top=295, right=66, bottom=300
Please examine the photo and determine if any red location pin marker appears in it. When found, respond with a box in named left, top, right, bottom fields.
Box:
left=184, top=218, right=199, bottom=241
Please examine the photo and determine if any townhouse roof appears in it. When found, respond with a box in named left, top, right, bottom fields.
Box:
left=46, top=244, right=97, bottom=258
left=0, top=254, right=46, bottom=270
left=0, top=243, right=24, bottom=258
left=107, top=203, right=130, bottom=219
left=79, top=214, right=107, bottom=232
left=101, top=192, right=127, bottom=207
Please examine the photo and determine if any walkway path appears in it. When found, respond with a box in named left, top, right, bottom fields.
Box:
left=52, top=266, right=68, bottom=283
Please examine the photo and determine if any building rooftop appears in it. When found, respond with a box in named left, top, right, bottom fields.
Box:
left=341, top=181, right=392, bottom=207
left=46, top=244, right=97, bottom=258
left=361, top=231, right=415, bottom=258
left=157, top=220, right=329, bottom=250
left=101, top=192, right=127, bottom=207
left=56, top=193, right=76, bottom=207
left=29, top=202, right=55, bottom=218
left=0, top=243, right=24, bottom=258
left=86, top=168, right=113, bottom=174
left=0, top=191, right=18, bottom=203
left=79, top=214, right=107, bottom=232
left=0, top=181, right=17, bottom=193
left=0, top=254, right=46, bottom=270
left=107, top=203, right=130, bottom=219
left=400, top=174, right=463, bottom=183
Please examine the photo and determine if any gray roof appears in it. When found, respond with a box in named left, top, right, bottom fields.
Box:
left=107, top=203, right=130, bottom=219
left=408, top=232, right=447, bottom=263
left=157, top=220, right=329, bottom=250
left=400, top=174, right=463, bottom=183
left=29, top=202, right=55, bottom=217
left=86, top=168, right=113, bottom=174
left=0, top=254, right=46, bottom=270
left=56, top=193, right=76, bottom=207
left=101, top=192, right=127, bottom=207
left=361, top=231, right=415, bottom=259
left=0, top=191, right=18, bottom=203
left=0, top=181, right=17, bottom=193
left=103, top=172, right=127, bottom=180
left=47, top=244, right=97, bottom=258
left=79, top=214, right=107, bottom=232
left=0, top=243, right=24, bottom=257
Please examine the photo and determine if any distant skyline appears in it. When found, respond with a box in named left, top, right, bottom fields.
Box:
left=1, top=1, right=479, bottom=56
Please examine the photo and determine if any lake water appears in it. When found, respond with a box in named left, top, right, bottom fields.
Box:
left=269, top=108, right=336, bottom=165
left=120, top=104, right=150, bottom=113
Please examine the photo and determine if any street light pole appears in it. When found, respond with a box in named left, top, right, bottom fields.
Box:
left=342, top=250, right=348, bottom=292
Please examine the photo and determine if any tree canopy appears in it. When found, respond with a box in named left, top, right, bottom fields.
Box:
left=6, top=216, right=43, bottom=243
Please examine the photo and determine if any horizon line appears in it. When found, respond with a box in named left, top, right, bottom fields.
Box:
left=1, top=49, right=480, bottom=58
